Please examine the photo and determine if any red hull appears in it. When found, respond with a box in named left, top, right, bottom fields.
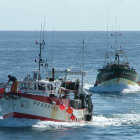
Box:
left=3, top=112, right=85, bottom=123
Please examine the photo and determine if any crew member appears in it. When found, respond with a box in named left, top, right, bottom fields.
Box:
left=6, top=75, right=18, bottom=93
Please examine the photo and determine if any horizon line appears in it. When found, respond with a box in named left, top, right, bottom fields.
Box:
left=1, top=30, right=140, bottom=32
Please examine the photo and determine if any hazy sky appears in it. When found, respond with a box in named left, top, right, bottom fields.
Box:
left=0, top=0, right=140, bottom=31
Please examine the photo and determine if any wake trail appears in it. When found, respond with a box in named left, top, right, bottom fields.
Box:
left=85, top=84, right=140, bottom=93
left=0, top=113, right=139, bottom=128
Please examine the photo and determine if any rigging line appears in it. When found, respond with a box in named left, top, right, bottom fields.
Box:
left=115, top=17, right=118, bottom=50
left=40, top=22, right=43, bottom=43
left=106, top=0, right=109, bottom=51
left=104, top=0, right=109, bottom=67
left=35, top=30, right=38, bottom=42
left=82, top=40, right=85, bottom=71
left=42, top=16, right=46, bottom=43
left=51, top=30, right=54, bottom=69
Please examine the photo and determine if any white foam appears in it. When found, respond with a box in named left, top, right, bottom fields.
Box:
left=32, top=121, right=87, bottom=129
left=89, top=84, right=140, bottom=93
left=0, top=113, right=139, bottom=128
left=84, top=83, right=93, bottom=90
left=89, top=113, right=140, bottom=127
left=0, top=117, right=86, bottom=128
left=121, top=85, right=140, bottom=93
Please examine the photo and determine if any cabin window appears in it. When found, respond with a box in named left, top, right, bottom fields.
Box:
left=38, top=83, right=45, bottom=90
left=33, top=73, right=38, bottom=80
left=28, top=82, right=34, bottom=89
left=47, top=84, right=53, bottom=91
left=34, top=83, right=37, bottom=90
left=19, top=82, right=28, bottom=89
left=51, top=84, right=53, bottom=90
left=47, top=84, right=50, bottom=91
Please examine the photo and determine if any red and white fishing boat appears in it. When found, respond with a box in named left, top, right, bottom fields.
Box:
left=0, top=39, right=93, bottom=122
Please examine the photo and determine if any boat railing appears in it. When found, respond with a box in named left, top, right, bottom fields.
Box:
left=2, top=78, right=84, bottom=100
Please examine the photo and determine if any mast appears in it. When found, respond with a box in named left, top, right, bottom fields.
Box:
left=104, top=4, right=109, bottom=68
left=82, top=40, right=85, bottom=71
left=35, top=21, right=47, bottom=80
left=36, top=39, right=45, bottom=80
left=51, top=30, right=54, bottom=69
left=111, top=30, right=121, bottom=66
left=81, top=40, right=85, bottom=92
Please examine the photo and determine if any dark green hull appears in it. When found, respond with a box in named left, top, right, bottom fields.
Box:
left=96, top=67, right=139, bottom=86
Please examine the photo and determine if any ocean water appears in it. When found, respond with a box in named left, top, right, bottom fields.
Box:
left=0, top=31, right=140, bottom=140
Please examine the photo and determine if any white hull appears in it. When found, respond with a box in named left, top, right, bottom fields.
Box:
left=92, top=78, right=140, bottom=93
left=0, top=93, right=90, bottom=122
left=0, top=37, right=93, bottom=123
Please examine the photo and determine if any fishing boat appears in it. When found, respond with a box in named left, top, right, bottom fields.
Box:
left=0, top=38, right=93, bottom=122
left=94, top=32, right=139, bottom=91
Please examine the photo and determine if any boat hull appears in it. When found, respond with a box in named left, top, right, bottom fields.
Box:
left=96, top=77, right=139, bottom=87
left=0, top=93, right=92, bottom=122
left=95, top=67, right=139, bottom=87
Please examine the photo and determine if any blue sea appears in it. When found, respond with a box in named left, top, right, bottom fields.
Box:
left=0, top=31, right=140, bottom=140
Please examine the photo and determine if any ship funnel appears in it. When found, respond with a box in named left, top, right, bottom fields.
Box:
left=52, top=68, right=55, bottom=81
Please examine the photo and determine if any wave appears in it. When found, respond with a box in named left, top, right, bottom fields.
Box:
left=0, top=117, right=86, bottom=128
left=84, top=83, right=93, bottom=90
left=88, top=84, right=140, bottom=93
left=89, top=113, right=140, bottom=127
left=0, top=113, right=139, bottom=128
